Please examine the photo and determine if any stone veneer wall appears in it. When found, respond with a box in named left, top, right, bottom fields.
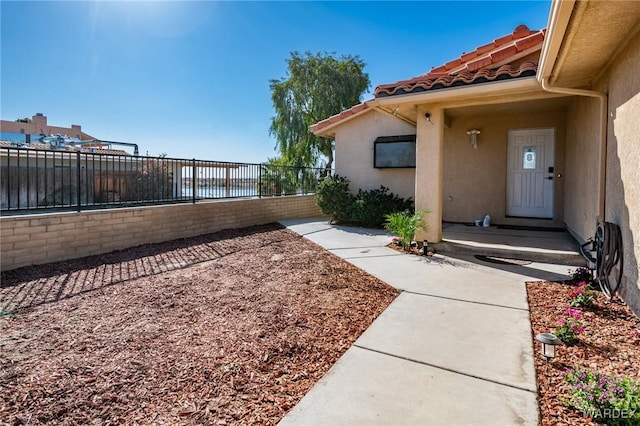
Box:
left=1, top=195, right=321, bottom=271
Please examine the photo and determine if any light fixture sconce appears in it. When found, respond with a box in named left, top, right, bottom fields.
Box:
left=424, top=113, right=431, bottom=123
left=467, top=129, right=481, bottom=149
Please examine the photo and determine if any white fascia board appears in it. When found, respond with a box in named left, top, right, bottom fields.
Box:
left=538, top=0, right=576, bottom=82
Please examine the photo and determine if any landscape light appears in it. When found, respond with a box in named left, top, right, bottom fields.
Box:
left=535, top=333, right=562, bottom=361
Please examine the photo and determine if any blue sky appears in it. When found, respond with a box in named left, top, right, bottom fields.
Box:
left=1, top=1, right=550, bottom=163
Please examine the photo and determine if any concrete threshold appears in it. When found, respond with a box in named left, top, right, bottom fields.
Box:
left=432, top=239, right=585, bottom=266
left=434, top=223, right=587, bottom=266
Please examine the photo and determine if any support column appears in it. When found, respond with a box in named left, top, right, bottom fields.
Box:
left=415, top=105, right=444, bottom=242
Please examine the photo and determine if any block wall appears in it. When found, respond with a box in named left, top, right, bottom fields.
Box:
left=1, top=195, right=321, bottom=271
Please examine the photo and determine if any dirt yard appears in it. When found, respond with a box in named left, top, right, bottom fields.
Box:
left=0, top=223, right=399, bottom=425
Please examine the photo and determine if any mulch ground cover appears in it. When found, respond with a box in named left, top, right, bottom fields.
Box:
left=0, top=223, right=399, bottom=425
left=527, top=280, right=640, bottom=425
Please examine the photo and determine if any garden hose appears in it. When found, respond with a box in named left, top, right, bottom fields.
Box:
left=587, top=221, right=624, bottom=300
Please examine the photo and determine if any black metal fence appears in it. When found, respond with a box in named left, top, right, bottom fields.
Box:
left=1, top=147, right=325, bottom=214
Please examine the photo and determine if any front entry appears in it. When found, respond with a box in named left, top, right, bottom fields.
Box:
left=506, top=128, right=555, bottom=218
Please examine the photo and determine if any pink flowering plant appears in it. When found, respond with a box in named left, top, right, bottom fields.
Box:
left=555, top=308, right=585, bottom=345
left=564, top=367, right=640, bottom=425
left=570, top=281, right=597, bottom=308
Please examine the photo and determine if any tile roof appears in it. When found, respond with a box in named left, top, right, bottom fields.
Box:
left=309, top=101, right=372, bottom=134
left=429, top=25, right=545, bottom=74
left=312, top=25, right=545, bottom=133
left=375, top=62, right=538, bottom=97
left=81, top=148, right=130, bottom=156
left=375, top=25, right=545, bottom=98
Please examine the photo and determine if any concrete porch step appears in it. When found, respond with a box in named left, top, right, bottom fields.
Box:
left=432, top=224, right=587, bottom=266
left=431, top=239, right=585, bottom=266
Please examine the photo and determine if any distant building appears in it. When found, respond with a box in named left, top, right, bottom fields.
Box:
left=0, top=113, right=95, bottom=143
left=0, top=113, right=136, bottom=156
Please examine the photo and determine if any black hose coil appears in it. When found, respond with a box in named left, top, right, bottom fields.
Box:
left=580, top=221, right=624, bottom=299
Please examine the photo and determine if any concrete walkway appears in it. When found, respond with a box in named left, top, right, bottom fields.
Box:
left=278, top=218, right=570, bottom=426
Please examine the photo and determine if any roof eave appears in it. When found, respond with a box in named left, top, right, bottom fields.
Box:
left=538, top=0, right=576, bottom=83
left=312, top=77, right=542, bottom=137
left=310, top=101, right=379, bottom=137
left=375, top=76, right=542, bottom=106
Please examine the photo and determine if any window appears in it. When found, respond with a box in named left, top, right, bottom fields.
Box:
left=523, top=146, right=536, bottom=169
left=374, top=135, right=416, bottom=168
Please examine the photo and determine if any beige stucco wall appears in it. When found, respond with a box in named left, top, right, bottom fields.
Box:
left=442, top=109, right=567, bottom=227
left=565, top=27, right=640, bottom=316
left=599, top=29, right=640, bottom=315
left=334, top=110, right=416, bottom=200
left=563, top=96, right=601, bottom=241
left=0, top=195, right=321, bottom=271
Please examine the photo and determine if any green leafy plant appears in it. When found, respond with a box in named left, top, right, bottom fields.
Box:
left=316, top=176, right=414, bottom=227
left=350, top=186, right=413, bottom=228
left=564, top=367, right=640, bottom=425
left=315, top=174, right=354, bottom=223
left=555, top=308, right=585, bottom=345
left=385, top=210, right=429, bottom=250
left=570, top=281, right=597, bottom=308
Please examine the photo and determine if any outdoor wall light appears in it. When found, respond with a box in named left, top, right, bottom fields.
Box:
left=536, top=333, right=562, bottom=361
left=467, top=129, right=481, bottom=149
left=424, top=113, right=431, bottom=123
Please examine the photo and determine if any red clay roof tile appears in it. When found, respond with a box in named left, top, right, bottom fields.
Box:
left=310, top=101, right=372, bottom=133
left=460, top=51, right=477, bottom=62
left=513, top=24, right=532, bottom=37
left=445, top=58, right=463, bottom=70
left=466, top=56, right=494, bottom=72
left=494, top=33, right=515, bottom=46
left=515, top=31, right=545, bottom=51
left=375, top=25, right=544, bottom=98
left=490, top=44, right=518, bottom=63
left=375, top=62, right=538, bottom=97
left=312, top=25, right=545, bottom=133
left=475, top=42, right=496, bottom=55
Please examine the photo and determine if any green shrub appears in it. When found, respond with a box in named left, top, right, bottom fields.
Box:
left=316, top=177, right=414, bottom=227
left=316, top=174, right=353, bottom=223
left=350, top=186, right=413, bottom=228
left=564, top=367, right=640, bottom=425
left=385, top=210, right=429, bottom=250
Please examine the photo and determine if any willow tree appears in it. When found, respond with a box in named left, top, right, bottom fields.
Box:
left=269, top=51, right=370, bottom=171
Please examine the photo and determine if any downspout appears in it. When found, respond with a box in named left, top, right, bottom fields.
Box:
left=540, top=78, right=608, bottom=221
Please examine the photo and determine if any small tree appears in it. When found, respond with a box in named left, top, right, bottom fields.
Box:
left=270, top=51, right=370, bottom=172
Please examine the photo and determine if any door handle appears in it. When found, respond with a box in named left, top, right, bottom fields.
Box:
left=546, top=176, right=554, bottom=180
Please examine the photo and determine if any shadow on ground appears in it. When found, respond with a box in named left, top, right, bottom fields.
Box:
left=0, top=223, right=291, bottom=311
left=433, top=252, right=571, bottom=282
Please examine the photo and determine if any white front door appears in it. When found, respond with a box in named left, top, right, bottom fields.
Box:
left=506, top=128, right=555, bottom=218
